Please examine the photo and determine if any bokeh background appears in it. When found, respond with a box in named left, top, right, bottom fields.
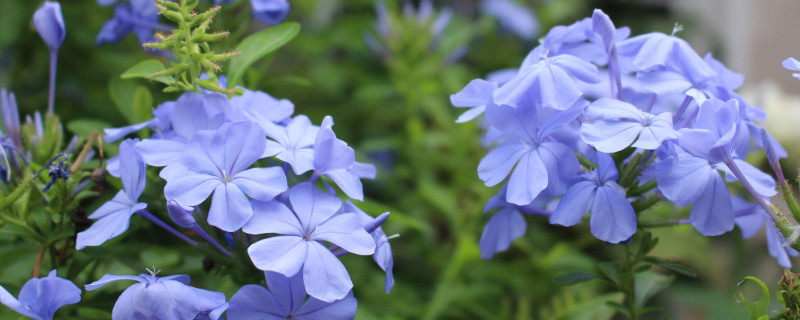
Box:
left=2, top=0, right=800, bottom=319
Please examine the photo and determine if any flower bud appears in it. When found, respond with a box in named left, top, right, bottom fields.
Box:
left=251, top=0, right=290, bottom=25
left=33, top=1, right=66, bottom=51
left=781, top=269, right=800, bottom=319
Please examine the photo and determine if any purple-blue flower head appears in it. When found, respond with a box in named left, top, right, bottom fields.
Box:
left=345, top=201, right=394, bottom=293
left=33, top=2, right=66, bottom=52
left=312, top=116, right=376, bottom=201
left=85, top=270, right=228, bottom=320
left=450, top=79, right=497, bottom=123
left=135, top=92, right=229, bottom=168
left=581, top=98, right=679, bottom=153
left=478, top=103, right=581, bottom=205
left=164, top=121, right=288, bottom=232
left=96, top=0, right=162, bottom=45
left=76, top=139, right=147, bottom=249
left=263, top=115, right=319, bottom=174
left=480, top=0, right=538, bottom=40
left=495, top=54, right=600, bottom=110
left=228, top=271, right=357, bottom=320
left=479, top=184, right=553, bottom=259
left=550, top=153, right=636, bottom=243
left=243, top=182, right=376, bottom=302
left=0, top=270, right=81, bottom=320
left=251, top=0, right=290, bottom=25
left=677, top=98, right=740, bottom=163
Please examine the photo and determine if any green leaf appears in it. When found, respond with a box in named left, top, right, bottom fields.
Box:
left=227, top=22, right=301, bottom=88
left=634, top=272, right=674, bottom=311
left=66, top=119, right=111, bottom=137
left=553, top=272, right=597, bottom=285
left=605, top=301, right=631, bottom=317
left=656, top=262, right=697, bottom=278
left=736, top=276, right=771, bottom=320
left=132, top=86, right=153, bottom=124
left=121, top=59, right=173, bottom=85
left=597, top=262, right=622, bottom=288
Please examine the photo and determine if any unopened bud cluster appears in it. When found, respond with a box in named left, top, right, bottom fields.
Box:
left=145, top=0, right=240, bottom=95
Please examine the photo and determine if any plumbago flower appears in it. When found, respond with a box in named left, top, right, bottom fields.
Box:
left=0, top=270, right=81, bottom=320
left=455, top=8, right=790, bottom=267
left=163, top=121, right=288, bottom=232
left=101, top=81, right=390, bottom=318
left=85, top=269, right=228, bottom=319
left=76, top=139, right=147, bottom=249
left=243, top=183, right=376, bottom=302
left=550, top=153, right=636, bottom=243
left=228, top=271, right=357, bottom=320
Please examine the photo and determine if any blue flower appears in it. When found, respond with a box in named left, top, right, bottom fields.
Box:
left=164, top=121, right=288, bottom=232
left=243, top=182, right=376, bottom=302
left=550, top=153, right=636, bottom=243
left=251, top=0, right=290, bottom=25
left=311, top=116, right=376, bottom=201
left=480, top=0, right=538, bottom=40
left=581, top=98, right=679, bottom=153
left=85, top=270, right=228, bottom=320
left=478, top=103, right=581, bottom=205
left=495, top=54, right=600, bottom=110
left=33, top=2, right=66, bottom=52
left=0, top=270, right=81, bottom=320
left=345, top=201, right=395, bottom=293
left=228, top=271, right=357, bottom=320
left=450, top=79, right=497, bottom=123
left=479, top=184, right=553, bottom=259
left=96, top=0, right=164, bottom=45
left=263, top=115, right=319, bottom=174
left=76, top=139, right=147, bottom=249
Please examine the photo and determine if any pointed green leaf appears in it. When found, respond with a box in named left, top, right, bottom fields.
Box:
left=597, top=262, right=622, bottom=288
left=121, top=59, right=174, bottom=85
left=634, top=272, right=674, bottom=310
left=227, top=22, right=300, bottom=88
left=554, top=272, right=597, bottom=285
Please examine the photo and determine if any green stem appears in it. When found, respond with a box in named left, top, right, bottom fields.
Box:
left=780, top=182, right=800, bottom=223
left=623, top=244, right=639, bottom=320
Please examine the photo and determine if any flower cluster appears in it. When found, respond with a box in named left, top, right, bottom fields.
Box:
left=72, top=80, right=394, bottom=316
left=455, top=9, right=795, bottom=267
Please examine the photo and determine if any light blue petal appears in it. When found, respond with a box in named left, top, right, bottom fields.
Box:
left=290, top=182, right=343, bottom=230
left=690, top=173, right=734, bottom=236
left=303, top=242, right=353, bottom=302
left=477, top=142, right=527, bottom=187
left=479, top=207, right=527, bottom=259
left=294, top=291, right=357, bottom=320
left=208, top=183, right=253, bottom=232
left=243, top=200, right=302, bottom=236
left=590, top=184, right=636, bottom=243
left=248, top=236, right=307, bottom=277
left=323, top=169, right=364, bottom=200
left=550, top=180, right=596, bottom=227
left=232, top=167, right=287, bottom=201
left=656, top=155, right=712, bottom=206
left=164, top=173, right=222, bottom=206
left=506, top=151, right=548, bottom=205
left=312, top=213, right=375, bottom=255
left=227, top=285, right=286, bottom=320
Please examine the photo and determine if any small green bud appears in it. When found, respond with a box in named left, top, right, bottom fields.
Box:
left=155, top=0, right=181, bottom=11
left=161, top=10, right=184, bottom=24
left=780, top=269, right=800, bottom=320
